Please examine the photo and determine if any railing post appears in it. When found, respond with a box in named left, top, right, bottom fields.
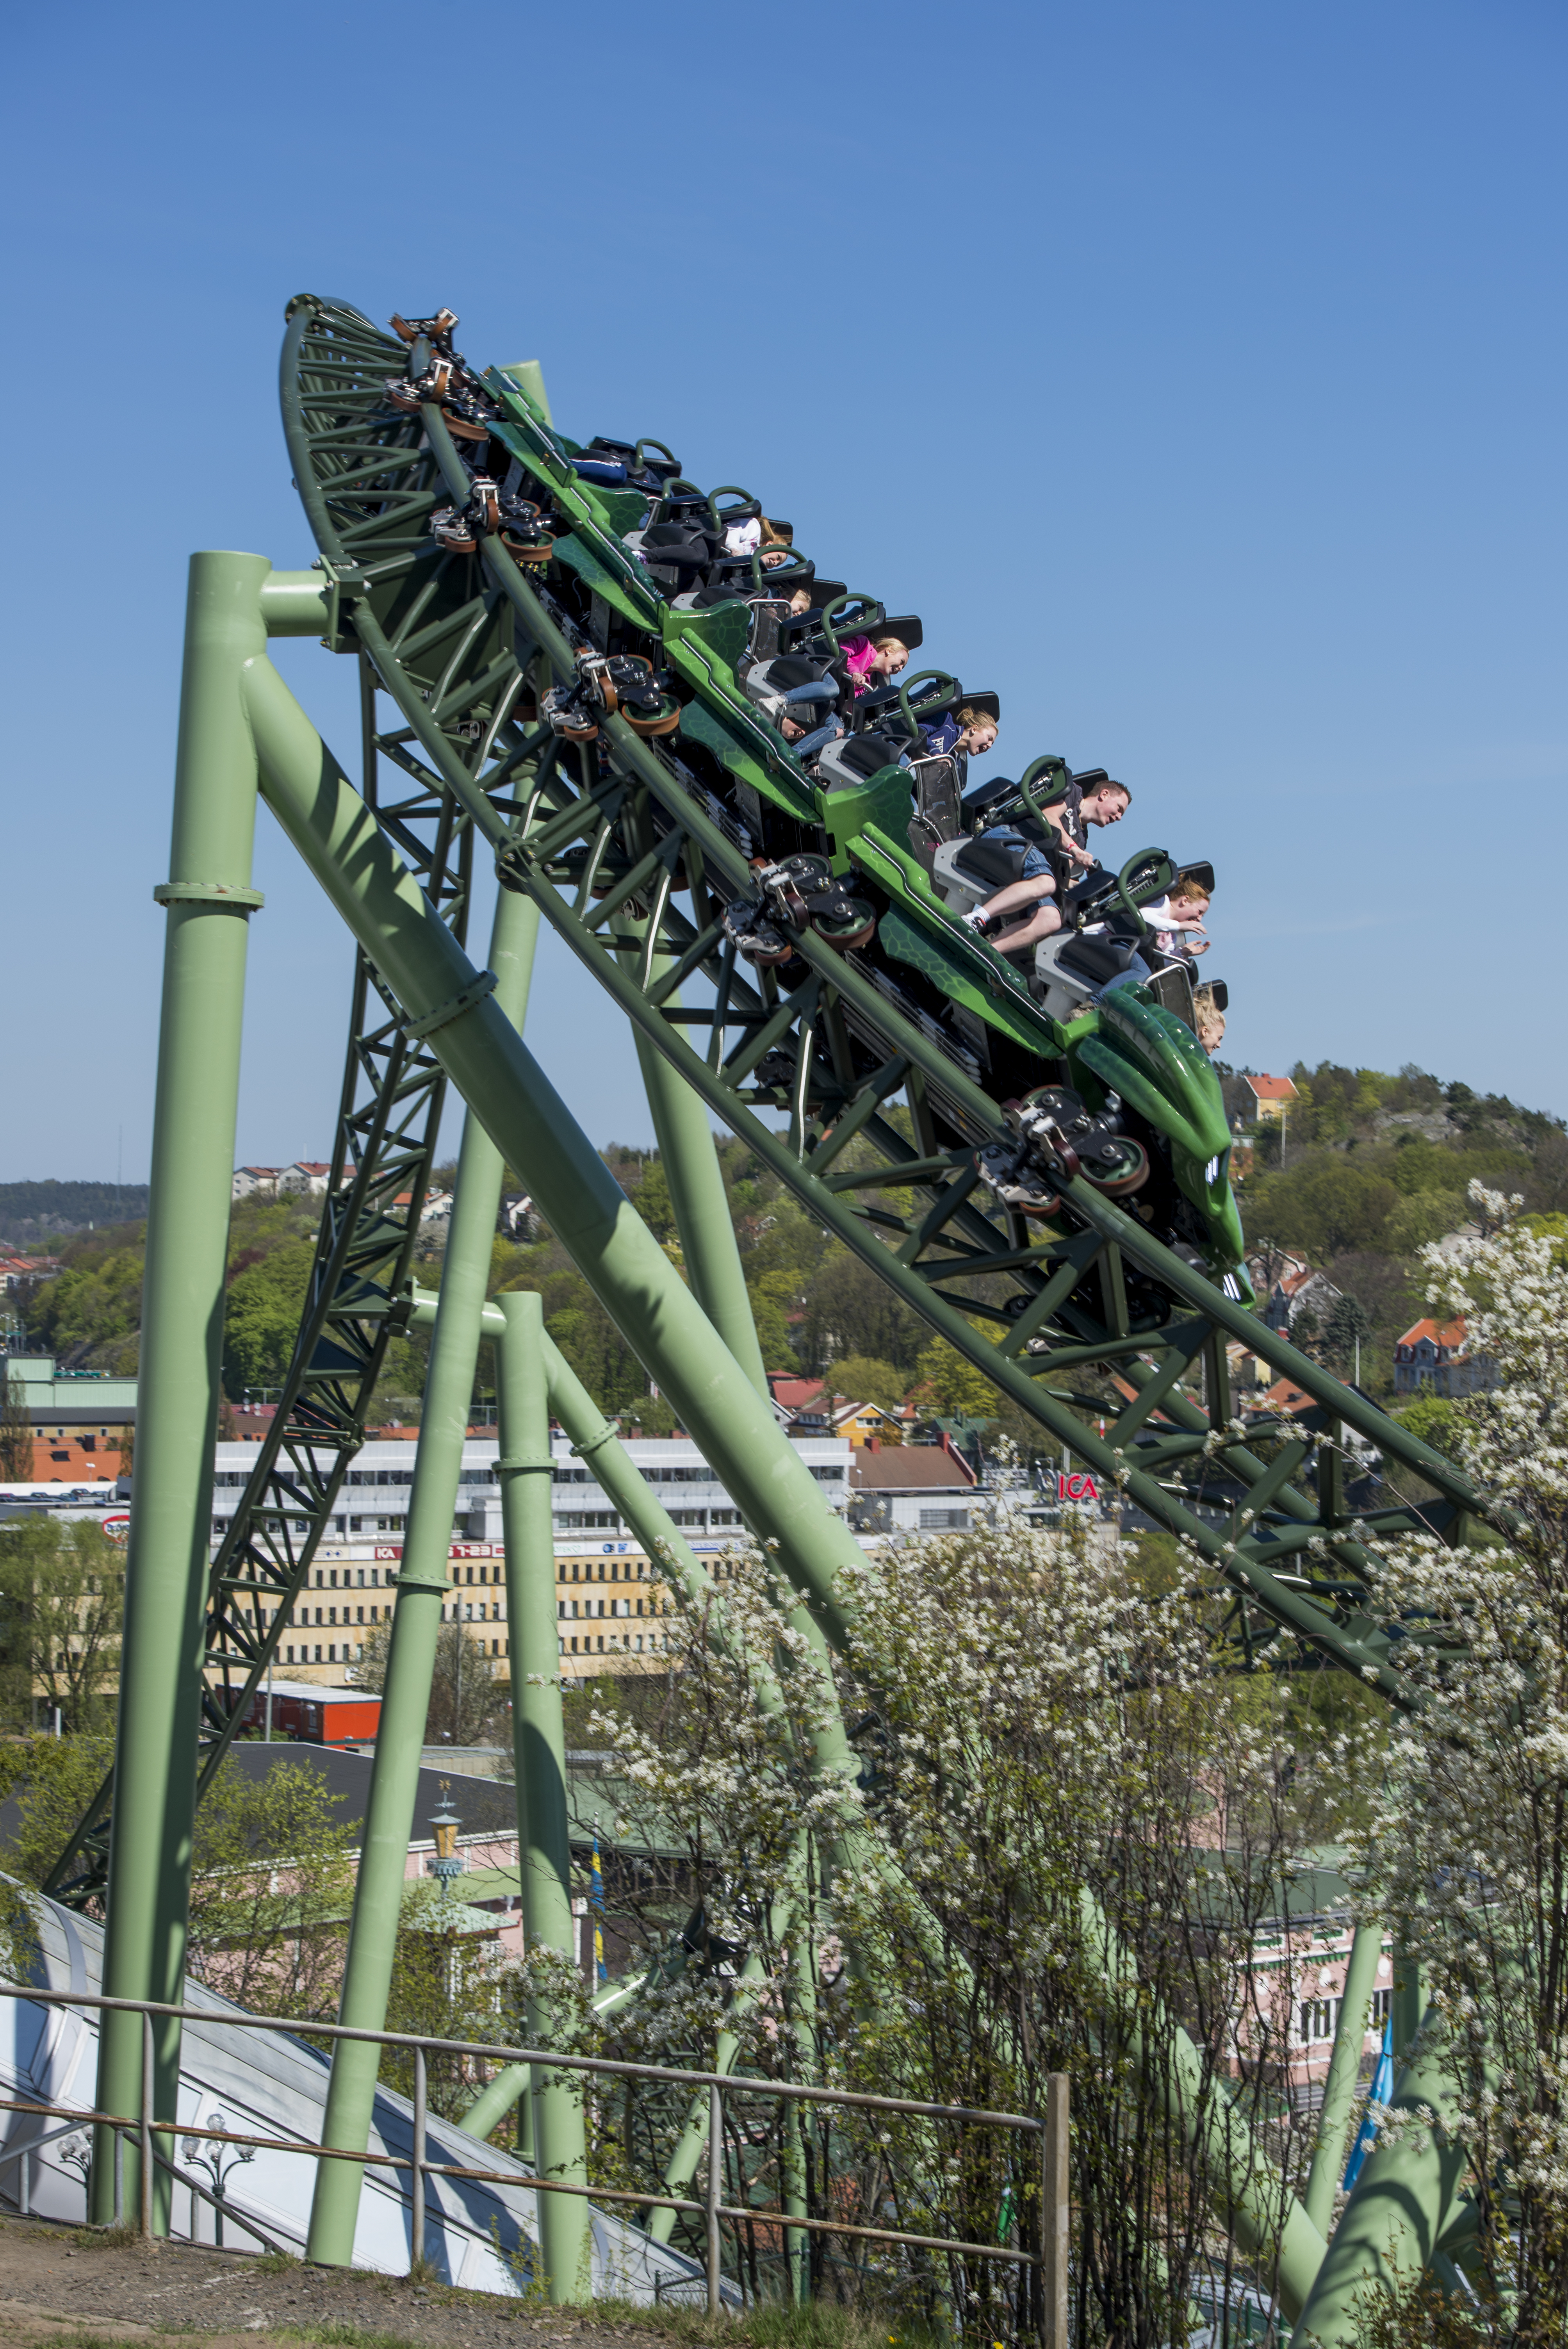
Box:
left=411, top=2044, right=427, bottom=2271
left=140, top=2010, right=155, bottom=2240
left=1042, top=2075, right=1069, bottom=2349
left=706, top=2081, right=723, bottom=2318
left=114, top=2125, right=124, bottom=2229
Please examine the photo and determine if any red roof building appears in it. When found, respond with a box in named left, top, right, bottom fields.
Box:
left=1393, top=1316, right=1490, bottom=1398
left=1244, top=1075, right=1298, bottom=1123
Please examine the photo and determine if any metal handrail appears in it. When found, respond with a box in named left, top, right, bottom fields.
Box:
left=0, top=1981, right=1057, bottom=2319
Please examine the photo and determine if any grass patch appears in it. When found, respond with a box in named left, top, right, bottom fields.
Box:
left=276, top=2327, right=429, bottom=2348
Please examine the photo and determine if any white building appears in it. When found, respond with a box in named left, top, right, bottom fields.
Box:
left=232, top=1167, right=283, bottom=1200
left=207, top=1434, right=852, bottom=1685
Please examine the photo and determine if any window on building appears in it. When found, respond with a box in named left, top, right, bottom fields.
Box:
left=1297, top=1999, right=1341, bottom=2045
left=1370, top=1988, right=1393, bottom=2032
left=919, top=1508, right=971, bottom=1531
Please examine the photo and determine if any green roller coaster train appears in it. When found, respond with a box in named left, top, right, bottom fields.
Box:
left=52, top=294, right=1514, bottom=2342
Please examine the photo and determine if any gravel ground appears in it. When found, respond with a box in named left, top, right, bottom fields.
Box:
left=0, top=2217, right=697, bottom=2347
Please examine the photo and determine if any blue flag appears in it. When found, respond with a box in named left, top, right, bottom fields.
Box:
left=1342, top=2015, right=1393, bottom=2192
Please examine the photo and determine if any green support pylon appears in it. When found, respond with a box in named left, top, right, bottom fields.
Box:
left=91, top=551, right=271, bottom=2226
left=631, top=978, right=768, bottom=1400
left=495, top=1292, right=588, bottom=2298
left=1289, top=2004, right=1471, bottom=2347
left=305, top=879, right=540, bottom=2266
left=1302, top=1921, right=1385, bottom=2238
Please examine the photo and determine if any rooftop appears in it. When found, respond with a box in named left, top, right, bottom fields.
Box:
left=850, top=1442, right=976, bottom=1491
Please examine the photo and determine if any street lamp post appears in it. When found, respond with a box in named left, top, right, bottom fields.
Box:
left=181, top=2110, right=255, bottom=2246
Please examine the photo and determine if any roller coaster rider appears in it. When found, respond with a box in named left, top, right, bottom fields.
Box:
left=962, top=774, right=1132, bottom=954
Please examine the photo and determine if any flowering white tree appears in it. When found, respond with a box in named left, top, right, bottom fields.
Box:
left=590, top=1514, right=1316, bottom=2343
left=1340, top=1189, right=1568, bottom=2344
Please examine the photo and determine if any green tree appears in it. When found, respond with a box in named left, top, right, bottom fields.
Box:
left=0, top=1363, right=31, bottom=1479
left=1386, top=1186, right=1470, bottom=1255
left=1322, top=1290, right=1375, bottom=1378
left=745, top=1269, right=801, bottom=1371
left=798, top=1244, right=927, bottom=1374
left=1392, top=1389, right=1460, bottom=1459
left=185, top=1756, right=357, bottom=2018
left=223, top=1233, right=315, bottom=1394
left=909, top=1335, right=1001, bottom=1419
left=27, top=1246, right=145, bottom=1372
left=357, top=1616, right=507, bottom=1746
left=1246, top=1153, right=1402, bottom=1258
left=0, top=1519, right=124, bottom=1733
left=822, top=1355, right=906, bottom=1412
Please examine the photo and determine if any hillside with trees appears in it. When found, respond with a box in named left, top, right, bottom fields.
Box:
left=9, top=1058, right=1563, bottom=1435
left=1222, top=1060, right=1566, bottom=1396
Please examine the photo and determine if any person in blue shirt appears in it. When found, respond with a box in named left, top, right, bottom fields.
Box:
left=919, top=702, right=999, bottom=762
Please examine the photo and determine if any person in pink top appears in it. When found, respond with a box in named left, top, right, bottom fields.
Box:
left=841, top=629, right=912, bottom=695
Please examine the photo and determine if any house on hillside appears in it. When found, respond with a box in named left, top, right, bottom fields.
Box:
left=1262, top=1263, right=1342, bottom=1338
left=1243, top=1075, right=1298, bottom=1124
left=1393, top=1316, right=1493, bottom=1397
left=278, top=1162, right=336, bottom=1198
left=232, top=1166, right=283, bottom=1200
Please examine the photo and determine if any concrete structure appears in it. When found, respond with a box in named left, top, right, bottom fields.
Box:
left=208, top=1433, right=852, bottom=1686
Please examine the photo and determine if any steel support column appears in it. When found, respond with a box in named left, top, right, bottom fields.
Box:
left=497, top=1290, right=587, bottom=2299
left=306, top=881, right=539, bottom=2265
left=1303, top=1922, right=1385, bottom=2237
left=1289, top=2007, right=1470, bottom=2347
left=91, top=551, right=269, bottom=2225
left=632, top=984, right=767, bottom=1399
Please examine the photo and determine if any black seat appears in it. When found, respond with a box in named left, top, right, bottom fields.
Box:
left=1055, top=935, right=1139, bottom=989
left=907, top=756, right=964, bottom=857
left=952, top=835, right=1029, bottom=890
left=818, top=731, right=905, bottom=789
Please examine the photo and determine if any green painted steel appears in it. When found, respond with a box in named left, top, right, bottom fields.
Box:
left=241, top=649, right=1324, bottom=2301
left=91, top=552, right=269, bottom=2225
left=1289, top=2007, right=1472, bottom=2347
left=635, top=1009, right=768, bottom=1399
left=497, top=1290, right=588, bottom=2299
left=241, top=650, right=870, bottom=1654
left=306, top=879, right=540, bottom=2265
left=1302, top=1922, right=1386, bottom=2239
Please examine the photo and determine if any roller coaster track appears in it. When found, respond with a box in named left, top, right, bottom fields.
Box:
left=48, top=295, right=1500, bottom=1912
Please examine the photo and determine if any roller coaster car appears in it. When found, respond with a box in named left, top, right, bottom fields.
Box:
left=412, top=366, right=1248, bottom=1294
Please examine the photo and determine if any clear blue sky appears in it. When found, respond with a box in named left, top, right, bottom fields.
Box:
left=4, top=0, right=1564, bottom=1183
